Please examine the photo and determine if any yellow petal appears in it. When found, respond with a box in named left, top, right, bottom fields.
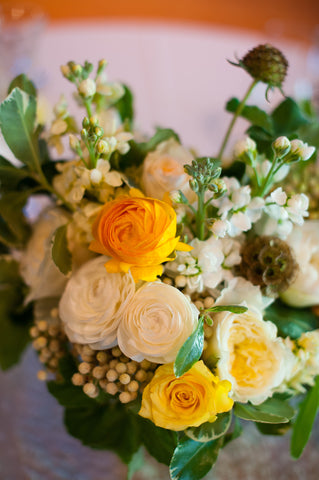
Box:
left=130, top=264, right=163, bottom=282
left=176, top=241, right=193, bottom=252
left=129, top=188, right=145, bottom=198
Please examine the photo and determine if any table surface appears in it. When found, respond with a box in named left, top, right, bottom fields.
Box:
left=1, top=21, right=319, bottom=480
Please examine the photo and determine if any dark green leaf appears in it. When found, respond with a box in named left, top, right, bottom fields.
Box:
left=271, top=98, right=310, bottom=135
left=58, top=354, right=78, bottom=382
left=223, top=417, right=243, bottom=446
left=185, top=412, right=232, bottom=442
left=256, top=421, right=291, bottom=436
left=221, top=160, right=246, bottom=181
left=139, top=417, right=177, bottom=466
left=291, top=377, right=319, bottom=458
left=265, top=300, right=318, bottom=339
left=0, top=156, right=31, bottom=191
left=8, top=74, right=37, bottom=97
left=0, top=191, right=31, bottom=246
left=0, top=88, right=40, bottom=169
left=226, top=97, right=273, bottom=132
left=64, top=403, right=141, bottom=463
left=234, top=397, right=295, bottom=424
left=140, top=128, right=180, bottom=153
left=204, top=305, right=248, bottom=314
left=51, top=224, right=72, bottom=275
left=174, top=317, right=204, bottom=377
left=47, top=380, right=98, bottom=409
left=114, top=84, right=134, bottom=125
left=170, top=436, right=223, bottom=480
left=246, top=125, right=274, bottom=156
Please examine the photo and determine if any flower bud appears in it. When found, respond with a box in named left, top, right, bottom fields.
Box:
left=60, top=65, right=71, bottom=78
left=89, top=116, right=98, bottom=127
left=286, top=140, right=316, bottom=163
left=240, top=44, right=288, bottom=88
left=272, top=136, right=291, bottom=158
left=189, top=178, right=199, bottom=192
left=97, top=140, right=110, bottom=154
left=69, top=134, right=80, bottom=151
left=97, top=59, right=108, bottom=75
left=81, top=128, right=88, bottom=140
left=78, top=78, right=96, bottom=98
left=82, top=117, right=90, bottom=128
left=71, top=64, right=82, bottom=76
left=95, top=127, right=104, bottom=137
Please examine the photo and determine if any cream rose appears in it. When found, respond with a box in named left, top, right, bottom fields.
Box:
left=20, top=208, right=70, bottom=303
left=59, top=256, right=135, bottom=349
left=204, top=278, right=292, bottom=404
left=281, top=220, right=319, bottom=307
left=117, top=282, right=198, bottom=363
left=142, top=138, right=194, bottom=200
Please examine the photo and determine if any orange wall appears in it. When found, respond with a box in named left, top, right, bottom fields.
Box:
left=5, top=0, right=319, bottom=44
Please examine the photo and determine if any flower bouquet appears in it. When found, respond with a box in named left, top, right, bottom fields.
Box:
left=0, top=44, right=319, bottom=480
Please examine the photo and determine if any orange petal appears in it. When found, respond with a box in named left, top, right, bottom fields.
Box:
left=130, top=264, right=163, bottom=282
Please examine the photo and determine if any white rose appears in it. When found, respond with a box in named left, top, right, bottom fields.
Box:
left=281, top=220, right=319, bottom=307
left=142, top=138, right=194, bottom=201
left=117, top=282, right=199, bottom=363
left=204, top=278, right=292, bottom=404
left=20, top=208, right=70, bottom=303
left=59, top=256, right=135, bottom=349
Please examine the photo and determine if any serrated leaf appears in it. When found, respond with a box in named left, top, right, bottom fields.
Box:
left=8, top=74, right=37, bottom=97
left=226, top=97, right=273, bottom=132
left=51, top=224, right=72, bottom=275
left=204, top=305, right=248, bottom=314
left=185, top=412, right=232, bottom=443
left=169, top=436, right=223, bottom=480
left=291, top=376, right=319, bottom=459
left=174, top=317, right=204, bottom=377
left=0, top=88, right=40, bottom=168
left=265, top=300, right=318, bottom=339
left=271, top=97, right=310, bottom=135
left=139, top=417, right=177, bottom=466
left=234, top=397, right=295, bottom=424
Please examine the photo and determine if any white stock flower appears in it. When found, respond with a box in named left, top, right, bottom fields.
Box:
left=78, top=78, right=96, bottom=98
left=260, top=159, right=290, bottom=183
left=281, top=220, right=319, bottom=307
left=117, top=282, right=198, bottom=363
left=20, top=208, right=70, bottom=303
left=59, top=256, right=135, bottom=349
left=142, top=138, right=194, bottom=201
left=204, top=278, right=292, bottom=404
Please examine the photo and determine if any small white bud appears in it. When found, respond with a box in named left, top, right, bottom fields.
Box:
left=272, top=136, right=291, bottom=157
left=78, top=78, right=96, bottom=98
left=234, top=136, right=256, bottom=158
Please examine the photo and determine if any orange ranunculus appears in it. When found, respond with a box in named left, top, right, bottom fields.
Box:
left=89, top=190, right=191, bottom=282
left=139, top=361, right=234, bottom=431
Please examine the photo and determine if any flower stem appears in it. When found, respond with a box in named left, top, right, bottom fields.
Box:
left=196, top=190, right=206, bottom=240
left=216, top=79, right=258, bottom=162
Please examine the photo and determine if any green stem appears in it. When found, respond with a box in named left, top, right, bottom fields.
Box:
left=84, top=99, right=93, bottom=118
left=216, top=79, right=258, bottom=162
left=257, top=157, right=281, bottom=197
left=196, top=189, right=206, bottom=240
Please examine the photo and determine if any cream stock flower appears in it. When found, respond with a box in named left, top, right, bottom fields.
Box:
left=59, top=256, right=135, bottom=349
left=281, top=220, right=319, bottom=307
left=142, top=138, right=194, bottom=201
left=117, top=282, right=199, bottom=363
left=20, top=208, right=70, bottom=303
left=204, top=278, right=292, bottom=404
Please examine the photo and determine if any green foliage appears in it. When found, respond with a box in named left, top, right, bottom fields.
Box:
left=127, top=448, right=144, bottom=480
left=0, top=257, right=32, bottom=370
left=264, top=300, right=318, bottom=339
left=174, top=317, right=204, bottom=378
left=170, top=436, right=223, bottom=480
left=291, top=377, right=319, bottom=459
left=138, top=417, right=178, bottom=466
left=0, top=156, right=31, bottom=191
left=204, top=305, right=248, bottom=314
left=113, top=84, right=134, bottom=126
left=0, top=191, right=31, bottom=247
left=226, top=98, right=273, bottom=132
left=256, top=421, right=291, bottom=436
left=51, top=224, right=72, bottom=275
left=0, top=88, right=40, bottom=169
left=271, top=98, right=310, bottom=136
left=185, top=412, right=232, bottom=443
left=234, top=397, right=295, bottom=424
left=8, top=74, right=37, bottom=97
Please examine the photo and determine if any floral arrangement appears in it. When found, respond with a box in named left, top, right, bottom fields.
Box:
left=0, top=44, right=319, bottom=480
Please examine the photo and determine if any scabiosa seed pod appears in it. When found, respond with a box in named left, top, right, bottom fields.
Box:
left=239, top=44, right=288, bottom=91
left=240, top=236, right=298, bottom=297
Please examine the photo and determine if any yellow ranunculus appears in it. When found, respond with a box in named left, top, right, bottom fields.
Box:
left=139, top=361, right=233, bottom=431
left=89, top=190, right=191, bottom=282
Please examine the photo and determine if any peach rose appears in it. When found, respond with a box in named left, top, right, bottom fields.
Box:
left=139, top=361, right=233, bottom=431
left=89, top=190, right=191, bottom=282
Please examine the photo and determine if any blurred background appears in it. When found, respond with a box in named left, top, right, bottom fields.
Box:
left=0, top=1, right=319, bottom=479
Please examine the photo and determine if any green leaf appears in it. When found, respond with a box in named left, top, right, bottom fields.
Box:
left=0, top=156, right=31, bottom=191
left=185, top=412, right=232, bottom=442
left=226, top=97, right=273, bottom=132
left=265, top=300, right=318, bottom=340
left=256, top=421, right=291, bottom=436
left=246, top=125, right=274, bottom=156
left=170, top=436, right=223, bottom=480
left=174, top=317, right=204, bottom=378
left=51, top=224, right=72, bottom=275
left=291, top=377, right=319, bottom=459
left=140, top=128, right=180, bottom=153
left=234, top=397, right=295, bottom=424
left=47, top=380, right=98, bottom=409
left=139, top=417, right=177, bottom=466
left=223, top=417, right=243, bottom=446
left=0, top=191, right=31, bottom=246
left=127, top=447, right=144, bottom=480
left=8, top=74, right=37, bottom=97
left=271, top=97, right=310, bottom=135
left=0, top=87, right=40, bottom=169
left=204, top=305, right=248, bottom=314
left=64, top=403, right=141, bottom=463
left=114, top=84, right=134, bottom=126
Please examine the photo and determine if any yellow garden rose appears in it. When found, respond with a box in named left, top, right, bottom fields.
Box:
left=89, top=190, right=190, bottom=281
left=139, top=361, right=233, bottom=431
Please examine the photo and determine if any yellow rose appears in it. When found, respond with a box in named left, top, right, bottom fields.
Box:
left=139, top=361, right=233, bottom=431
left=89, top=190, right=191, bottom=282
